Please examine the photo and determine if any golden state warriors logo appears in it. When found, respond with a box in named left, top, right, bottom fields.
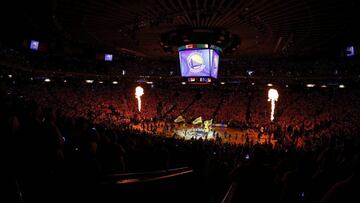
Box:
left=187, top=53, right=205, bottom=73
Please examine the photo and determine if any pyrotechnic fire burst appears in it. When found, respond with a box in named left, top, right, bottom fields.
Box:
left=268, top=89, right=279, bottom=121
left=135, top=86, right=144, bottom=112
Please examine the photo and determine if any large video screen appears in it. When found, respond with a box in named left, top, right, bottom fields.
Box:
left=346, top=46, right=355, bottom=57
left=212, top=50, right=219, bottom=78
left=179, top=48, right=219, bottom=78
left=104, top=54, right=113, bottom=61
left=29, top=40, right=39, bottom=51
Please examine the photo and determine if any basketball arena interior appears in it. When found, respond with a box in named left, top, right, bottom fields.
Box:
left=1, top=0, right=360, bottom=202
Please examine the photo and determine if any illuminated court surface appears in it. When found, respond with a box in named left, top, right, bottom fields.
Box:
left=133, top=124, right=277, bottom=145
left=174, top=125, right=276, bottom=145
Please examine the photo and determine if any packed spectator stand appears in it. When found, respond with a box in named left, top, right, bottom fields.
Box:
left=1, top=42, right=360, bottom=203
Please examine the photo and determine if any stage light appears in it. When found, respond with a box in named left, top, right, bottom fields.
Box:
left=99, top=81, right=103, bottom=84
left=146, top=81, right=153, bottom=84
left=252, top=82, right=255, bottom=85
left=135, top=86, right=144, bottom=112
left=339, top=84, right=345, bottom=88
left=44, top=78, right=51, bottom=82
left=306, top=84, right=315, bottom=88
left=112, top=81, right=118, bottom=84
left=85, top=80, right=94, bottom=84
left=247, top=70, right=254, bottom=76
left=181, top=82, right=186, bottom=85
left=8, top=74, right=12, bottom=78
left=64, top=80, right=67, bottom=83
left=321, top=84, right=327, bottom=88
left=267, top=83, right=273, bottom=87
left=220, top=82, right=225, bottom=85
left=268, top=89, right=279, bottom=122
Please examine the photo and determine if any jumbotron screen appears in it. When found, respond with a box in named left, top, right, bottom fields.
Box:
left=212, top=50, right=219, bottom=79
left=29, top=40, right=39, bottom=51
left=179, top=47, right=219, bottom=78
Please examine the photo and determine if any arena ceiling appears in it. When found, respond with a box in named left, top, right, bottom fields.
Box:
left=2, top=0, right=359, bottom=58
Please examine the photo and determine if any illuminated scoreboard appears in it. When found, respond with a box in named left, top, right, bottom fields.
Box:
left=178, top=44, right=221, bottom=81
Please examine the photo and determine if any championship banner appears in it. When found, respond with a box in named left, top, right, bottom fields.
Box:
left=174, top=115, right=186, bottom=123
left=203, top=119, right=213, bottom=132
left=204, top=119, right=212, bottom=127
left=192, top=116, right=203, bottom=125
